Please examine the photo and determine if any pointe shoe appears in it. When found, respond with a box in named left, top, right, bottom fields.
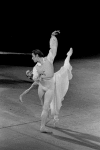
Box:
left=67, top=48, right=73, bottom=57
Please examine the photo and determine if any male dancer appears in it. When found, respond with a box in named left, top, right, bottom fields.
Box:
left=19, top=31, right=73, bottom=133
left=32, top=30, right=60, bottom=132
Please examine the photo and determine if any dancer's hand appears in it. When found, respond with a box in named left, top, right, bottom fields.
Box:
left=19, top=95, right=23, bottom=103
left=52, top=30, right=60, bottom=36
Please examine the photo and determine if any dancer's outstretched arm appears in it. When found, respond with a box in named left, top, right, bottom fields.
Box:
left=19, top=81, right=38, bottom=102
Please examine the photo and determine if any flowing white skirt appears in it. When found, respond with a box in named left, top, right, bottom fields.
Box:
left=50, top=53, right=73, bottom=117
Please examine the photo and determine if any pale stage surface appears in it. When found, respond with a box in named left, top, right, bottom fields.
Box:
left=0, top=59, right=100, bottom=150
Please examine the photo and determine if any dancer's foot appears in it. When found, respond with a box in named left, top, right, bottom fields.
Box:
left=40, top=126, right=52, bottom=133
left=53, top=115, right=59, bottom=127
left=67, top=48, right=73, bottom=57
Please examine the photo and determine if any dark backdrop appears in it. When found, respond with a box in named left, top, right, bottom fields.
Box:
left=0, top=3, right=100, bottom=66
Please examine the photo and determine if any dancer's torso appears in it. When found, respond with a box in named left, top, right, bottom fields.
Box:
left=36, top=57, right=55, bottom=90
left=37, top=57, right=54, bottom=78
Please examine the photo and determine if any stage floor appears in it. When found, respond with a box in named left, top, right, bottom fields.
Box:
left=0, top=59, right=100, bottom=150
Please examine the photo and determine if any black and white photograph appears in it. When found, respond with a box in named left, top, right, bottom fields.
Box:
left=0, top=3, right=100, bottom=150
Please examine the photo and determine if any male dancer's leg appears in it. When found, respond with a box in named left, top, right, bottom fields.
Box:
left=40, top=89, right=53, bottom=132
left=38, top=84, right=45, bottom=106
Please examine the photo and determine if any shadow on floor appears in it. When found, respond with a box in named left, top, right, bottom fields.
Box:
left=49, top=126, right=100, bottom=150
left=0, top=79, right=34, bottom=89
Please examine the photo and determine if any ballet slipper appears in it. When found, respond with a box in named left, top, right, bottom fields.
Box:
left=40, top=126, right=52, bottom=133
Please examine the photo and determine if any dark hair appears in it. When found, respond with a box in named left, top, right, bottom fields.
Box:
left=32, top=49, right=44, bottom=57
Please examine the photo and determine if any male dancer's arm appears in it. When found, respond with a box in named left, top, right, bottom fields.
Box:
left=47, top=31, right=59, bottom=63
left=39, top=31, right=60, bottom=80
